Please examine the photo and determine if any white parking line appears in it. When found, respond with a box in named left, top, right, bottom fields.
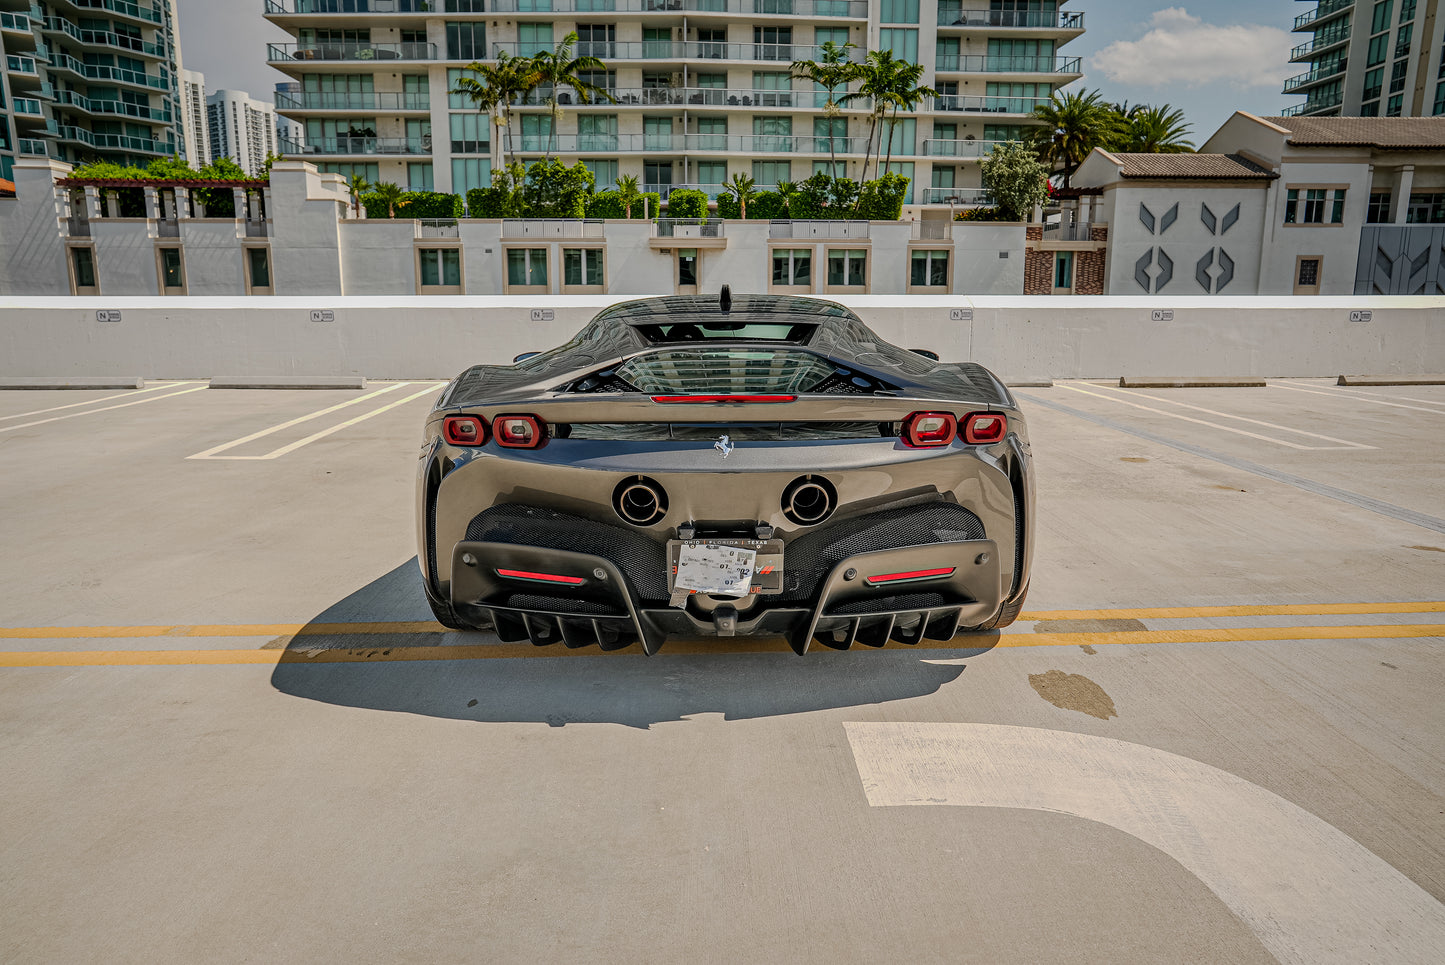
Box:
left=188, top=382, right=444, bottom=460
left=1271, top=382, right=1445, bottom=415
left=846, top=722, right=1445, bottom=965
left=0, top=384, right=209, bottom=435
left=0, top=382, right=204, bottom=423
left=1086, top=382, right=1377, bottom=449
left=1055, top=382, right=1374, bottom=450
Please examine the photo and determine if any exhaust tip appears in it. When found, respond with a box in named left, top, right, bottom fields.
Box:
left=782, top=475, right=836, bottom=526
left=613, top=476, right=668, bottom=526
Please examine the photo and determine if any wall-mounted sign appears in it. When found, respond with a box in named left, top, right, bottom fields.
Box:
left=1151, top=309, right=1175, bottom=322
left=530, top=309, right=555, bottom=322
left=1349, top=310, right=1373, bottom=323
left=95, top=310, right=122, bottom=323
left=309, top=310, right=335, bottom=323
left=950, top=308, right=973, bottom=321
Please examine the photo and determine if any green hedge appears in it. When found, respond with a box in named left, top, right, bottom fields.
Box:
left=361, top=191, right=463, bottom=219
left=583, top=190, right=659, bottom=219
left=663, top=188, right=708, bottom=221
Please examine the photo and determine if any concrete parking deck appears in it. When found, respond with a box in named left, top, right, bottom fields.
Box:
left=1, top=379, right=1442, bottom=964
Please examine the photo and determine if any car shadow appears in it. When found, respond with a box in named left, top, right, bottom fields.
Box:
left=270, top=559, right=1000, bottom=728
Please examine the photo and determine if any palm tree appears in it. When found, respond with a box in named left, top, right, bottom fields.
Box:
left=616, top=174, right=642, bottom=218
left=776, top=180, right=798, bottom=218
left=345, top=173, right=370, bottom=218
left=450, top=51, right=538, bottom=168
left=791, top=41, right=859, bottom=181
left=370, top=181, right=405, bottom=218
left=724, top=172, right=757, bottom=219
left=840, top=49, right=905, bottom=189
left=529, top=31, right=617, bottom=160
left=880, top=60, right=934, bottom=174
left=1121, top=105, right=1195, bottom=153
left=1028, top=88, right=1123, bottom=188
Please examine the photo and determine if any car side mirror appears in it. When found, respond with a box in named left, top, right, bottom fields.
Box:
left=513, top=352, right=540, bottom=363
left=909, top=348, right=940, bottom=361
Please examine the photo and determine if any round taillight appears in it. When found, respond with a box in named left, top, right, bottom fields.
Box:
left=443, top=415, right=486, bottom=446
left=963, top=412, right=1007, bottom=445
left=494, top=414, right=546, bottom=449
left=901, top=411, right=957, bottom=448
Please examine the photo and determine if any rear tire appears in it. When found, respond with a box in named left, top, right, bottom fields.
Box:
left=961, top=583, right=1028, bottom=632
left=425, top=590, right=468, bottom=630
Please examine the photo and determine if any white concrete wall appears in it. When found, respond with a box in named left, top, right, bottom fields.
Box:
left=1, top=295, right=1439, bottom=383
left=0, top=159, right=71, bottom=296
left=1260, top=158, right=1376, bottom=296
left=1099, top=184, right=1270, bottom=296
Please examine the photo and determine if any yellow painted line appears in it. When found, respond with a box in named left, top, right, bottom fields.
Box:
left=2, top=624, right=1441, bottom=667
left=4, top=604, right=1445, bottom=642
left=1020, top=602, right=1445, bottom=620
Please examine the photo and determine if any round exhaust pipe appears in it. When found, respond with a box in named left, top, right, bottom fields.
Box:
left=782, top=475, right=836, bottom=526
left=613, top=476, right=668, bottom=526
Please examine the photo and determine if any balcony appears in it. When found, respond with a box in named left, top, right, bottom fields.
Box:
left=506, top=132, right=869, bottom=154
left=6, top=54, right=39, bottom=76
left=417, top=219, right=459, bottom=238
left=1, top=11, right=32, bottom=33
left=53, top=89, right=173, bottom=122
left=931, top=93, right=1048, bottom=115
left=934, top=54, right=1082, bottom=74
left=489, top=41, right=863, bottom=63
left=18, top=137, right=58, bottom=157
left=653, top=218, right=725, bottom=238
left=485, top=0, right=867, bottom=15
left=1282, top=89, right=1345, bottom=116
left=43, top=18, right=167, bottom=57
left=268, top=41, right=438, bottom=63
left=265, top=0, right=439, bottom=12
left=1042, top=221, right=1096, bottom=241
left=664, top=182, right=728, bottom=200
left=511, top=86, right=864, bottom=109
left=1293, top=0, right=1353, bottom=31
left=12, top=97, right=45, bottom=117
left=275, top=90, right=431, bottom=111
left=48, top=51, right=171, bottom=89
left=911, top=220, right=953, bottom=240
left=918, top=186, right=992, bottom=205
left=1283, top=60, right=1346, bottom=93
left=1290, top=29, right=1350, bottom=61
left=501, top=219, right=606, bottom=239
left=282, top=135, right=432, bottom=155
left=768, top=220, right=868, bottom=238
left=55, top=125, right=176, bottom=154
left=936, top=6, right=1085, bottom=30
left=70, top=0, right=164, bottom=25
left=923, top=138, right=1008, bottom=159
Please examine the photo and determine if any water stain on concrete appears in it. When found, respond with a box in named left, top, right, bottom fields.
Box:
left=1407, top=545, right=1444, bottom=553
left=1119, top=457, right=1149, bottom=463
left=1035, top=618, right=1147, bottom=633
left=1029, top=669, right=1118, bottom=720
left=1079, top=644, right=1097, bottom=655
left=261, top=636, right=290, bottom=650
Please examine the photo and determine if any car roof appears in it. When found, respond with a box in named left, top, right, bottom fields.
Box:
left=593, top=294, right=859, bottom=327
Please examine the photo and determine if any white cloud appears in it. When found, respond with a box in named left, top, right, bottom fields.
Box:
left=1092, top=8, right=1294, bottom=91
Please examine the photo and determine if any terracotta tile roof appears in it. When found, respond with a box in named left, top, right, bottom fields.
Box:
left=1264, top=116, right=1445, bottom=149
left=1107, top=153, right=1277, bottom=180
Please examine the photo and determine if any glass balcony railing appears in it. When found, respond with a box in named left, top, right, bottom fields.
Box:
left=484, top=0, right=866, bottom=15
left=1282, top=89, right=1345, bottom=115
left=1283, top=60, right=1346, bottom=93
left=44, top=18, right=168, bottom=58
left=5, top=55, right=39, bottom=75
left=282, top=135, right=433, bottom=155
left=49, top=52, right=170, bottom=89
left=505, top=86, right=863, bottom=109
left=1291, top=29, right=1351, bottom=60
left=505, top=132, right=870, bottom=154
left=488, top=41, right=862, bottom=63
left=19, top=137, right=57, bottom=156
left=1293, top=0, right=1353, bottom=31
left=275, top=90, right=431, bottom=111
left=268, top=41, right=438, bottom=62
left=12, top=97, right=44, bottom=116
left=919, top=186, right=992, bottom=205
left=56, top=125, right=176, bottom=154
left=936, top=6, right=1084, bottom=29
left=53, top=89, right=173, bottom=122
left=934, top=54, right=1082, bottom=73
left=931, top=93, right=1049, bottom=114
left=0, top=11, right=32, bottom=31
left=923, top=138, right=1010, bottom=158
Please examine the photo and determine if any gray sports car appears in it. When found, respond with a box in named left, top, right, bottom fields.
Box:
left=417, top=291, right=1033, bottom=654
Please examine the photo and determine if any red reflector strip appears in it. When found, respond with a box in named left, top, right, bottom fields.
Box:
left=650, top=395, right=797, bottom=404
left=864, top=567, right=957, bottom=586
left=495, top=569, right=586, bottom=586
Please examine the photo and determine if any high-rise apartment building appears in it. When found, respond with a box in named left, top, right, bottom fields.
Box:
left=0, top=0, right=184, bottom=166
left=206, top=88, right=278, bottom=177
left=264, top=0, right=1083, bottom=205
left=1285, top=1, right=1445, bottom=117
left=180, top=66, right=208, bottom=166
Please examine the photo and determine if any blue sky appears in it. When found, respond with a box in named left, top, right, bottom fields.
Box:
left=178, top=0, right=1304, bottom=146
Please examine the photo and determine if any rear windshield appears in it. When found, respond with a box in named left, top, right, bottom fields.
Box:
left=632, top=322, right=816, bottom=344
left=615, top=348, right=838, bottom=394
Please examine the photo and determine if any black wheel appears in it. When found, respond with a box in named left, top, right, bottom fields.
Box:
left=425, top=590, right=468, bottom=630
left=961, top=583, right=1028, bottom=633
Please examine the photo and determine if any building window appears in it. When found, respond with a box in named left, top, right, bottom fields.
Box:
left=578, top=114, right=618, bottom=151
left=1284, top=188, right=1346, bottom=225
left=419, top=248, right=462, bottom=291
left=753, top=160, right=791, bottom=188
left=1363, top=67, right=1384, bottom=100
left=506, top=248, right=547, bottom=288
left=158, top=247, right=184, bottom=291
left=445, top=0, right=485, bottom=11
left=677, top=249, right=698, bottom=288
left=450, top=113, right=489, bottom=154
left=1386, top=94, right=1403, bottom=116
left=246, top=247, right=271, bottom=293
left=754, top=27, right=792, bottom=60
left=453, top=158, right=491, bottom=197
left=70, top=247, right=98, bottom=294
left=517, top=23, right=554, bottom=56
left=826, top=249, right=867, bottom=288
left=445, top=22, right=486, bottom=60
left=1053, top=251, right=1074, bottom=292
left=1434, top=81, right=1445, bottom=115
left=563, top=248, right=604, bottom=289
left=1367, top=192, right=1392, bottom=223
left=880, top=0, right=920, bottom=23
left=1394, top=23, right=1413, bottom=58
left=879, top=28, right=919, bottom=63
left=696, top=160, right=727, bottom=191
left=583, top=159, right=618, bottom=191
left=1408, top=194, right=1445, bottom=223
left=1372, top=1, right=1394, bottom=34
left=1361, top=100, right=1381, bottom=116
left=1367, top=33, right=1389, bottom=67
left=910, top=250, right=949, bottom=288
left=1390, top=58, right=1409, bottom=93
left=408, top=163, right=434, bottom=192
left=1295, top=257, right=1322, bottom=294
left=772, top=248, right=812, bottom=289
left=1399, top=0, right=1417, bottom=20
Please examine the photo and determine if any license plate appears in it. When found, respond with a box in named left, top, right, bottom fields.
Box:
left=668, top=538, right=784, bottom=596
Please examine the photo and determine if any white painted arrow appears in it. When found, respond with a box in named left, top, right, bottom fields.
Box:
left=844, top=722, right=1445, bottom=965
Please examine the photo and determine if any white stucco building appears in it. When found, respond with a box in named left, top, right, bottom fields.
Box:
left=207, top=89, right=279, bottom=178
left=180, top=68, right=210, bottom=168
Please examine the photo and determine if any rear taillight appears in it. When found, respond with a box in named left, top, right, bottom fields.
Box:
left=443, top=414, right=487, bottom=446
left=494, top=414, right=546, bottom=449
left=496, top=568, right=584, bottom=586
left=901, top=411, right=957, bottom=448
left=963, top=412, right=1007, bottom=445
left=865, top=567, right=956, bottom=587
